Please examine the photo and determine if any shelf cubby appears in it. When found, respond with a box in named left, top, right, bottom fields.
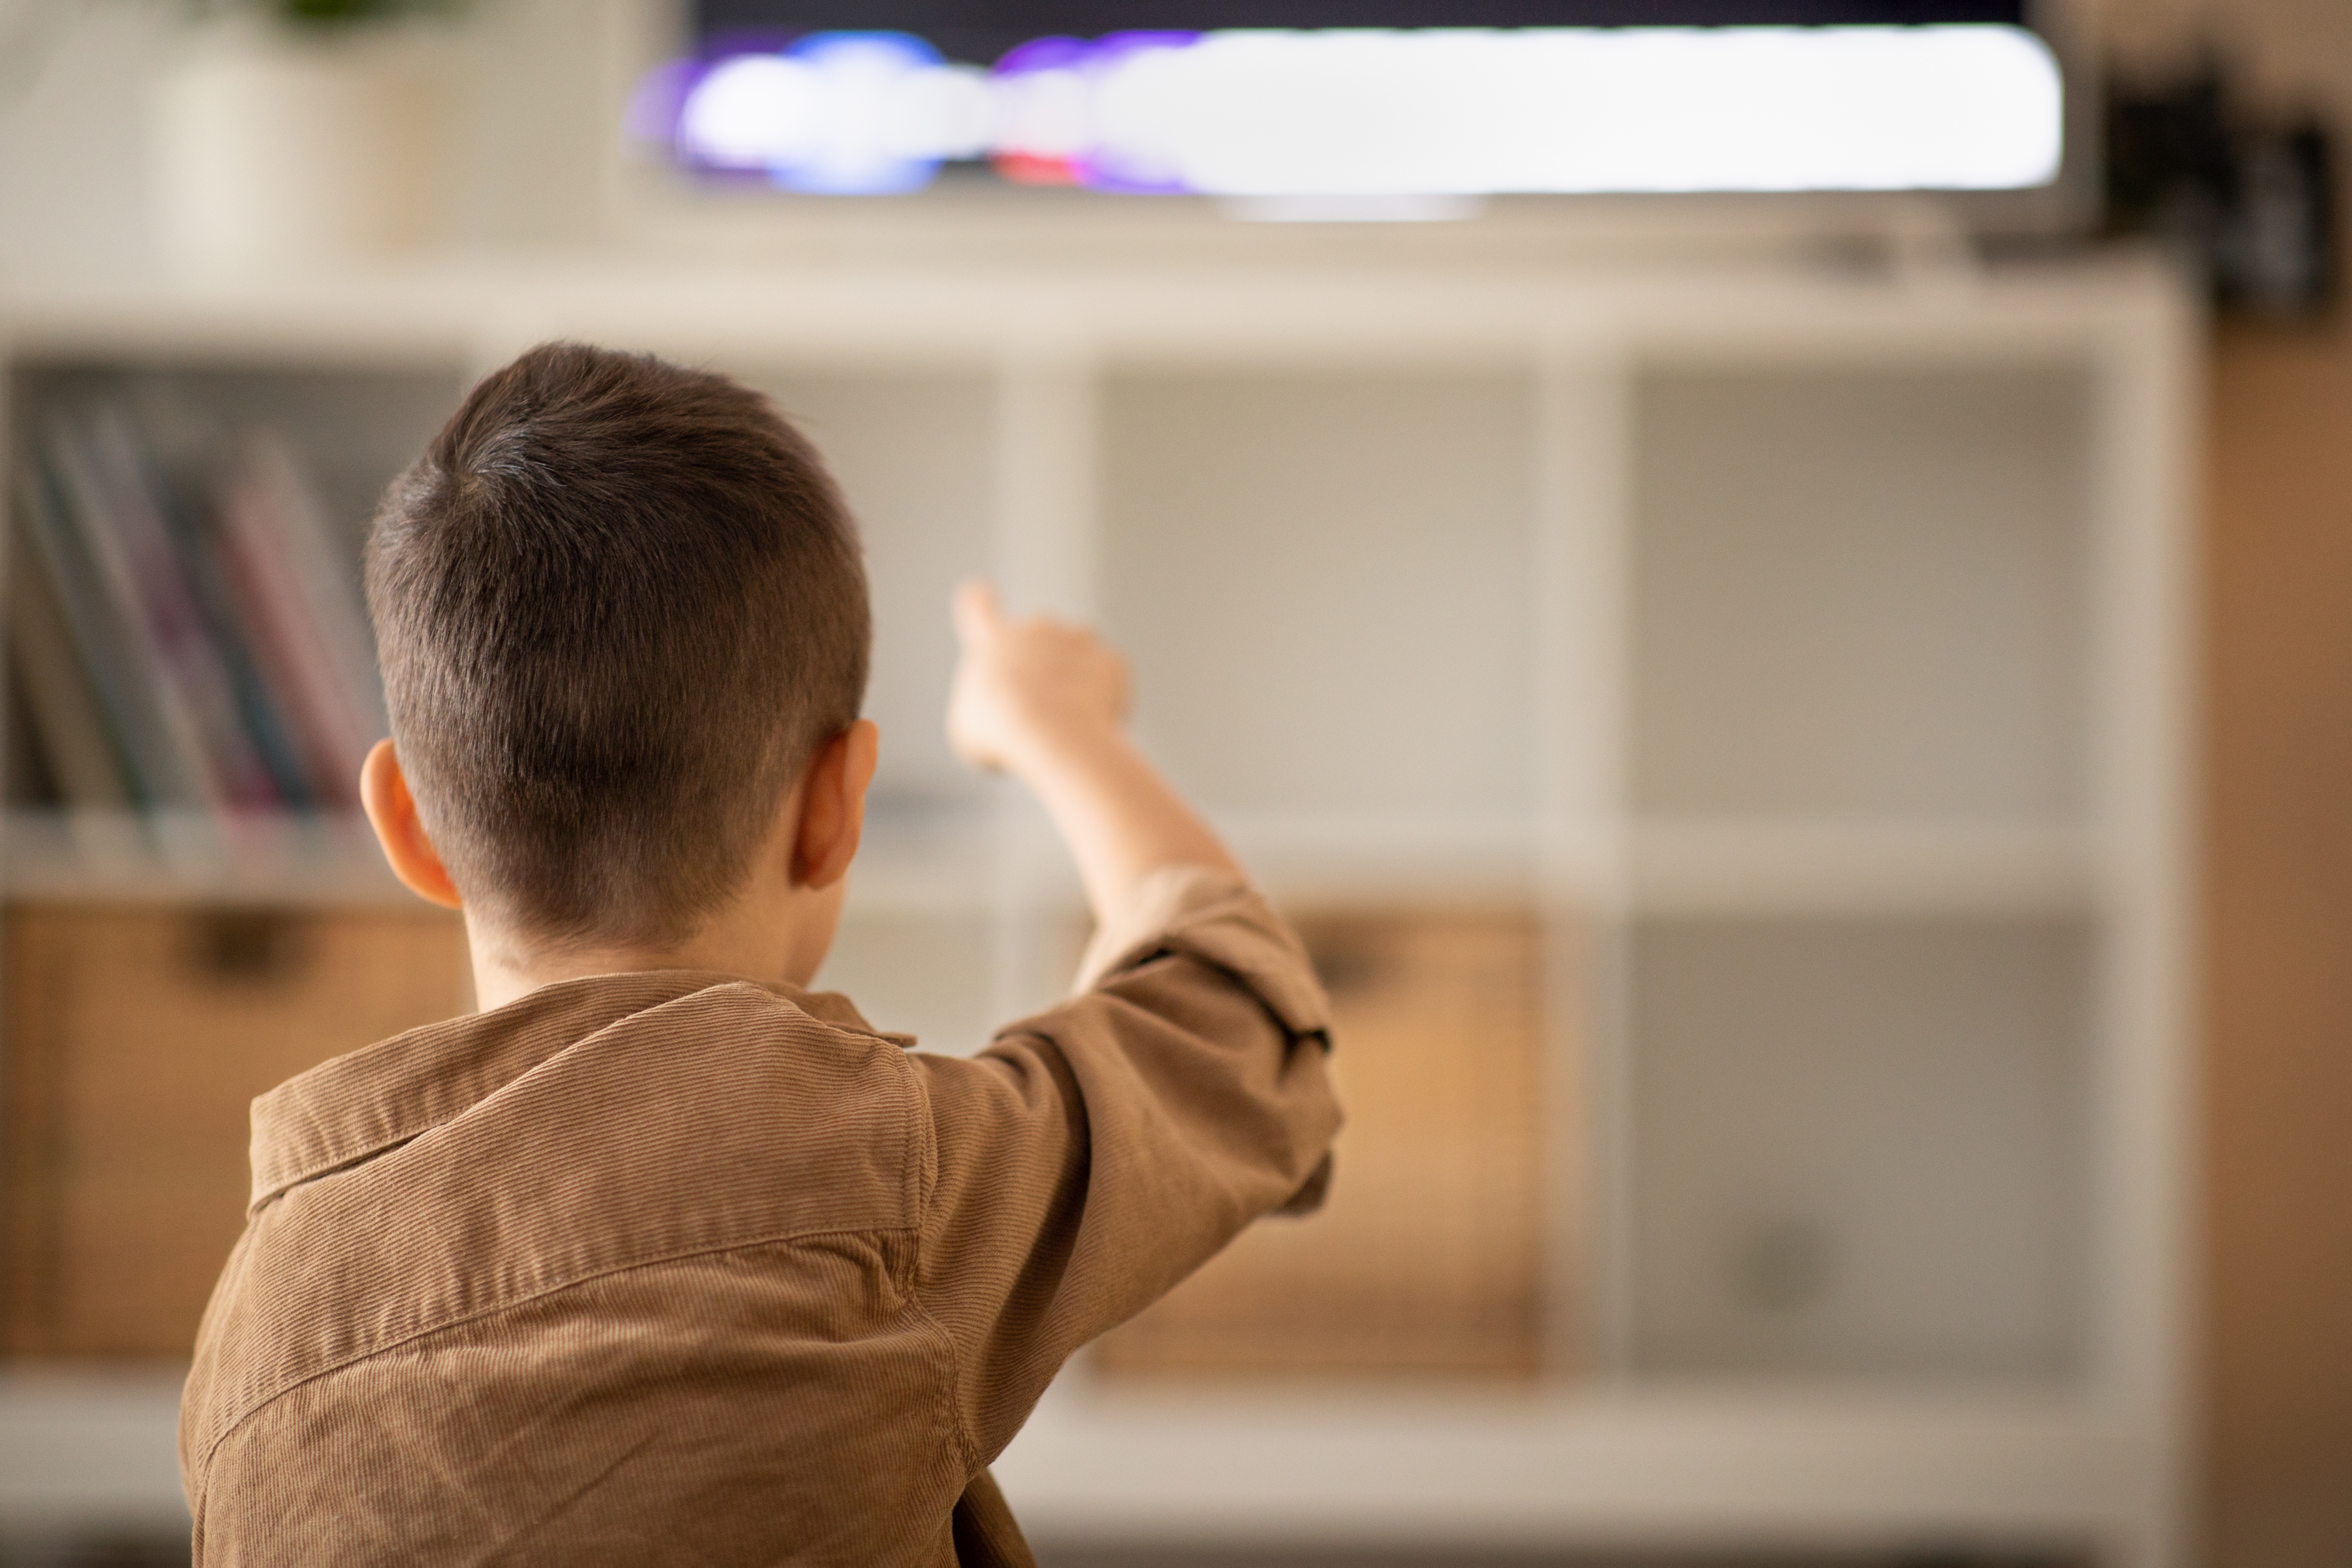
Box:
left=1100, top=368, right=1538, bottom=821
left=1629, top=364, right=2094, bottom=822
left=1096, top=905, right=1548, bottom=1379
left=1625, top=913, right=2092, bottom=1382
left=4, top=357, right=462, bottom=827
left=3, top=901, right=468, bottom=1357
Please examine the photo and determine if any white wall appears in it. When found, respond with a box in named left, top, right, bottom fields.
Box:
left=0, top=0, right=619, bottom=283
left=0, top=2, right=164, bottom=280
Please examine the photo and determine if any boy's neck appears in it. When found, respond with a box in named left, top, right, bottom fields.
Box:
left=466, top=876, right=848, bottom=1015
left=457, top=733, right=871, bottom=1015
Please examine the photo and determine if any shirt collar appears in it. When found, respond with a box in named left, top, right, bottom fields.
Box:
left=246, top=970, right=909, bottom=1216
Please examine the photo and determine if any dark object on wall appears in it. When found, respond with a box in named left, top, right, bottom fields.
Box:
left=700, top=2, right=2032, bottom=69
left=2106, top=59, right=2337, bottom=320
left=183, top=0, right=465, bottom=24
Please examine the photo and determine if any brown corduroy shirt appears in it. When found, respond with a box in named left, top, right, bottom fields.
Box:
left=179, top=866, right=1339, bottom=1567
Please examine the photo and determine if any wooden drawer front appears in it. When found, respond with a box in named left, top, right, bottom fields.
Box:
left=4, top=905, right=470, bottom=1357
left=1096, top=910, right=1553, bottom=1379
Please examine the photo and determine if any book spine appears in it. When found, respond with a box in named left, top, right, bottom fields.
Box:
left=7, top=543, right=133, bottom=810
left=13, top=458, right=194, bottom=808
left=80, top=406, right=283, bottom=810
left=215, top=454, right=371, bottom=807
left=42, top=412, right=228, bottom=810
left=157, top=453, right=316, bottom=808
left=250, top=432, right=390, bottom=751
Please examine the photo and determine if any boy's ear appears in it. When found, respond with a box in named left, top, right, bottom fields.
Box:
left=359, top=739, right=464, bottom=910
left=792, top=720, right=879, bottom=892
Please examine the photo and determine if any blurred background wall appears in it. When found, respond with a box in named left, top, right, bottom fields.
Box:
left=2081, top=1, right=2352, bottom=1562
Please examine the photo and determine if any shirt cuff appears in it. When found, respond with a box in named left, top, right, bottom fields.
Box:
left=1071, top=863, right=1332, bottom=1043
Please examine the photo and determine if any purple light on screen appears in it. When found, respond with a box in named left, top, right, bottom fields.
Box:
left=993, top=35, right=1097, bottom=76
left=623, top=57, right=699, bottom=148
left=659, top=30, right=990, bottom=195
left=1073, top=31, right=1202, bottom=193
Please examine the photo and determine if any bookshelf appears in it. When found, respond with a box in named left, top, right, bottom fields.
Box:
left=0, top=254, right=2196, bottom=1566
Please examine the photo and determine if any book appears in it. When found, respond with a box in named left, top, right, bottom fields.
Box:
left=8, top=538, right=132, bottom=810
left=14, top=456, right=198, bottom=808
left=214, top=432, right=382, bottom=807
left=8, top=385, right=393, bottom=826
left=153, top=442, right=318, bottom=808
left=41, top=410, right=234, bottom=809
left=77, top=405, right=285, bottom=810
left=252, top=433, right=389, bottom=765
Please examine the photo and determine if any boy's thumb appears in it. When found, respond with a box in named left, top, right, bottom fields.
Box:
left=952, top=580, right=1002, bottom=646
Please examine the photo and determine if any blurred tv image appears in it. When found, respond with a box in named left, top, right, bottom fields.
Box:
left=630, top=0, right=2067, bottom=197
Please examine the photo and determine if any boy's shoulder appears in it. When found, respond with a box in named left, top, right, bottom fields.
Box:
left=187, top=973, right=934, bottom=1469
left=248, top=968, right=931, bottom=1237
left=180, top=973, right=999, bottom=1566
left=247, top=971, right=923, bottom=1216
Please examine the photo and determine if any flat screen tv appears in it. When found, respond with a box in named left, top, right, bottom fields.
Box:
left=629, top=0, right=2088, bottom=218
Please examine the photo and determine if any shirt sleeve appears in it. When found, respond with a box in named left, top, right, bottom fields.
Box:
left=909, top=864, right=1341, bottom=1464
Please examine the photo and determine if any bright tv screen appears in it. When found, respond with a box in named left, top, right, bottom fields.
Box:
left=632, top=1, right=2066, bottom=199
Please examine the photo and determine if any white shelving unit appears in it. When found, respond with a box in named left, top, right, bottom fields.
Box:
left=0, top=252, right=2198, bottom=1564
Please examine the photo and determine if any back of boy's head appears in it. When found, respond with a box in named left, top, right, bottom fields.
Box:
left=366, top=342, right=870, bottom=950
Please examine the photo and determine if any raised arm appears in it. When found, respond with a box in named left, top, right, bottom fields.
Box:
left=945, top=580, right=1239, bottom=918
left=919, top=582, right=1340, bottom=1464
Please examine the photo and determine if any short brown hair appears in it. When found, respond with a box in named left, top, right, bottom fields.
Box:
left=366, top=342, right=869, bottom=948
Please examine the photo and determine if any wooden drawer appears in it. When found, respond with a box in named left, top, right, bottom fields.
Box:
left=1095, top=909, right=1557, bottom=1379
left=2, top=904, right=470, bottom=1357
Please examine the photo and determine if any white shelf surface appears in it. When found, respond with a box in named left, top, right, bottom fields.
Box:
left=0, top=810, right=2105, bottom=918
left=0, top=1365, right=2152, bottom=1555
left=0, top=803, right=1003, bottom=915
left=998, top=1379, right=2148, bottom=1555
left=1628, top=820, right=2098, bottom=916
left=0, top=254, right=2190, bottom=374
left=850, top=808, right=1552, bottom=913
left=1, top=810, right=409, bottom=906
left=1217, top=812, right=1545, bottom=906
left=0, top=1368, right=189, bottom=1537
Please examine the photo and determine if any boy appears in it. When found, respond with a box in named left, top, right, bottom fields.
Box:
left=178, top=344, right=1341, bottom=1565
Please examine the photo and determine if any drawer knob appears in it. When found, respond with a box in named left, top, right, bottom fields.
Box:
left=186, top=911, right=310, bottom=984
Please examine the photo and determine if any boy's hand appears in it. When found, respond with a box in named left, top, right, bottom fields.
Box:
left=947, top=581, right=1130, bottom=778
left=944, top=580, right=1238, bottom=919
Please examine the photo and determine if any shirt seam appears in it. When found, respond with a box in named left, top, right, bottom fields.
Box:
left=192, top=1218, right=923, bottom=1484
left=906, top=1286, right=981, bottom=1478
left=252, top=982, right=907, bottom=1210
left=899, top=1057, right=980, bottom=1477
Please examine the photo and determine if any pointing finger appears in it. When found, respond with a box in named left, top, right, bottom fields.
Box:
left=952, top=579, right=1002, bottom=648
